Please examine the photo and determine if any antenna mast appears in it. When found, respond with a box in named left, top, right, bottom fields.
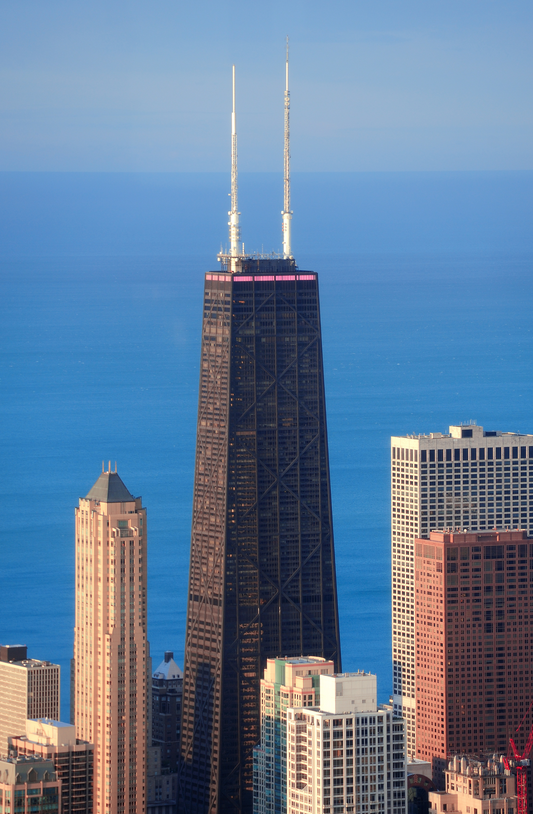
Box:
left=228, top=65, right=241, bottom=270
left=282, top=37, right=292, bottom=259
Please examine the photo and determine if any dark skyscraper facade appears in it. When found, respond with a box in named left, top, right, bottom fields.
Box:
left=180, top=257, right=341, bottom=814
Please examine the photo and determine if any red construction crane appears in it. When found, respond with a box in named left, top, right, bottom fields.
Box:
left=503, top=703, right=533, bottom=814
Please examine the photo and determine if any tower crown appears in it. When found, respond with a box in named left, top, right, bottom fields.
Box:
left=85, top=468, right=135, bottom=503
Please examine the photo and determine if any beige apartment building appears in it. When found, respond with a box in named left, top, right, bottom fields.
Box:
left=429, top=755, right=516, bottom=814
left=73, top=467, right=149, bottom=814
left=391, top=425, right=533, bottom=758
left=0, top=644, right=60, bottom=755
left=10, top=718, right=93, bottom=814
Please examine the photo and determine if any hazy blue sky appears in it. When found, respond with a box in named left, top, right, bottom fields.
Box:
left=1, top=0, right=532, bottom=172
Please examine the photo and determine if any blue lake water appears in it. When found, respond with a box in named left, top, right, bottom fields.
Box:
left=1, top=171, right=532, bottom=720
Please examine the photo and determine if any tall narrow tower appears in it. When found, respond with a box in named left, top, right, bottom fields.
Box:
left=281, top=37, right=292, bottom=259
left=73, top=466, right=149, bottom=814
left=180, top=63, right=341, bottom=814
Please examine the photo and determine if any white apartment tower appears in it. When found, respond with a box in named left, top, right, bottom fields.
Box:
left=391, top=425, right=533, bottom=757
left=286, top=673, right=406, bottom=814
left=73, top=467, right=149, bottom=814
left=0, top=645, right=60, bottom=755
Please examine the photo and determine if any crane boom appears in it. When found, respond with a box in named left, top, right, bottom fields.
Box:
left=508, top=711, right=533, bottom=814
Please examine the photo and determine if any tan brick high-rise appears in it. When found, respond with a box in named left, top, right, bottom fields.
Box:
left=0, top=644, right=60, bottom=755
left=73, top=466, right=149, bottom=814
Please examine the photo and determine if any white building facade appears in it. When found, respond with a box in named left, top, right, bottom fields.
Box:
left=286, top=673, right=406, bottom=814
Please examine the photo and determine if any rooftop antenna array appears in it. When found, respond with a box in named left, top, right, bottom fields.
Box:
left=228, top=65, right=241, bottom=270
left=282, top=36, right=293, bottom=259
left=219, top=46, right=294, bottom=269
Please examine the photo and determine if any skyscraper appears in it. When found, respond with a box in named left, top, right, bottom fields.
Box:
left=253, top=656, right=335, bottom=814
left=285, top=673, right=406, bottom=814
left=180, top=60, right=341, bottom=814
left=0, top=645, right=60, bottom=755
left=391, top=425, right=533, bottom=758
left=415, top=529, right=532, bottom=787
left=73, top=466, right=149, bottom=814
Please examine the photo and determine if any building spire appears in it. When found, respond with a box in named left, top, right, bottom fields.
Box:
left=228, top=64, right=241, bottom=270
left=282, top=37, right=292, bottom=259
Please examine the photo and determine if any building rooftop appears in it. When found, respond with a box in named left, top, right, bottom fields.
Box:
left=153, top=653, right=183, bottom=681
left=0, top=658, right=57, bottom=670
left=24, top=719, right=77, bottom=747
left=85, top=470, right=135, bottom=503
left=446, top=755, right=510, bottom=777
left=0, top=645, right=27, bottom=663
left=0, top=755, right=57, bottom=783
left=396, top=424, right=533, bottom=441
left=276, top=656, right=327, bottom=665
left=422, top=529, right=527, bottom=544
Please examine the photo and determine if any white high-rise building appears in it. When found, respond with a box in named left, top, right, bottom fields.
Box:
left=391, top=425, right=533, bottom=757
left=286, top=672, right=406, bottom=814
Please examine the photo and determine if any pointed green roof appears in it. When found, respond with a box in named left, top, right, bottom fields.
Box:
left=85, top=471, right=135, bottom=503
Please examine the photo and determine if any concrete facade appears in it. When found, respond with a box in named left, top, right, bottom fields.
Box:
left=0, top=646, right=60, bottom=756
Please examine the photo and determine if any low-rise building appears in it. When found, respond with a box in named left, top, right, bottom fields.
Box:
left=0, top=755, right=60, bottom=814
left=9, top=719, right=93, bottom=814
left=429, top=756, right=516, bottom=814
